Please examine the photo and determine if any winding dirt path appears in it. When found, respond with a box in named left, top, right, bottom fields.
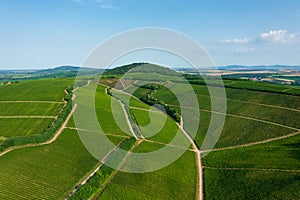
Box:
left=177, top=117, right=203, bottom=200
left=119, top=100, right=139, bottom=140
left=110, top=87, right=204, bottom=200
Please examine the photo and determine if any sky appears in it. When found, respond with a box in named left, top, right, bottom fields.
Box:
left=1, top=0, right=300, bottom=69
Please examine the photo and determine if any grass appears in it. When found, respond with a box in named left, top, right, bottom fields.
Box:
left=0, top=78, right=73, bottom=101
left=0, top=118, right=54, bottom=138
left=204, top=169, right=300, bottom=200
left=99, top=142, right=197, bottom=200
left=0, top=102, right=64, bottom=116
left=0, top=129, right=98, bottom=200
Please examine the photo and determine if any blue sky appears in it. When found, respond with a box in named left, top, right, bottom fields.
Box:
left=1, top=0, right=300, bottom=69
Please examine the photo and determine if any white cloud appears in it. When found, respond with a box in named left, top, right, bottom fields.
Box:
left=71, top=0, right=115, bottom=9
left=258, top=30, right=297, bottom=43
left=235, top=48, right=256, bottom=53
left=221, top=38, right=252, bottom=44
left=221, top=30, right=299, bottom=45
left=94, top=0, right=115, bottom=9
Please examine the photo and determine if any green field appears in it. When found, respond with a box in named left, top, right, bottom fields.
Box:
left=0, top=129, right=98, bottom=200
left=0, top=102, right=64, bottom=116
left=204, top=169, right=300, bottom=200
left=203, top=134, right=300, bottom=170
left=1, top=66, right=300, bottom=200
left=99, top=142, right=197, bottom=200
left=0, top=118, right=54, bottom=137
left=149, top=82, right=300, bottom=148
left=202, top=126, right=300, bottom=199
left=130, top=108, right=191, bottom=147
left=0, top=78, right=73, bottom=101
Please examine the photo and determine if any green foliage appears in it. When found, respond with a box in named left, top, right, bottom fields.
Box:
left=133, top=85, right=181, bottom=123
left=103, top=63, right=147, bottom=75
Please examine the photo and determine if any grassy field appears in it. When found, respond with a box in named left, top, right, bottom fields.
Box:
left=99, top=142, right=197, bottom=200
left=0, top=129, right=98, bottom=200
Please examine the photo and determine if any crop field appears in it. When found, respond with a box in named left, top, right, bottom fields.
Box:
left=203, top=133, right=300, bottom=170
left=0, top=78, right=72, bottom=141
left=130, top=108, right=191, bottom=147
left=201, top=111, right=300, bottom=199
left=1, top=65, right=300, bottom=200
left=0, top=129, right=98, bottom=200
left=0, top=78, right=74, bottom=101
left=0, top=102, right=64, bottom=116
left=0, top=118, right=54, bottom=138
left=147, top=82, right=300, bottom=148
left=99, top=142, right=197, bottom=200
left=204, top=169, right=300, bottom=199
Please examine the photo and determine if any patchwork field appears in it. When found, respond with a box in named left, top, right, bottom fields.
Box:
left=0, top=78, right=72, bottom=140
left=1, top=66, right=300, bottom=200
left=148, top=82, right=300, bottom=148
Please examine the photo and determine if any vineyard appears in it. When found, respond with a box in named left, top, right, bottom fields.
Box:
left=0, top=64, right=300, bottom=199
